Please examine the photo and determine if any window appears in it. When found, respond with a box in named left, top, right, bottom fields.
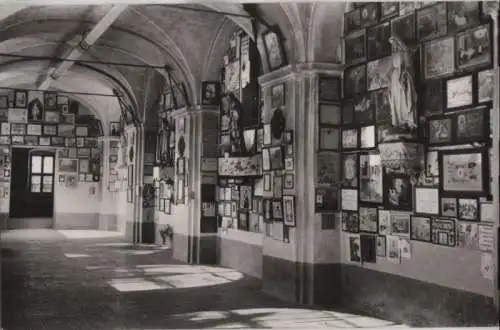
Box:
left=30, top=154, right=54, bottom=193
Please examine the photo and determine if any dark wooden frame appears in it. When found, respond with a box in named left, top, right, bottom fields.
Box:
left=358, top=206, right=379, bottom=234
left=455, top=23, right=493, bottom=73
left=344, top=28, right=367, bottom=65
left=453, top=105, right=489, bottom=145
left=440, top=197, right=458, bottom=217
left=431, top=218, right=456, bottom=247
left=318, top=76, right=341, bottom=102
left=427, top=116, right=453, bottom=146
left=457, top=197, right=480, bottom=222
left=444, top=73, right=474, bottom=111
left=282, top=195, right=296, bottom=227
left=410, top=215, right=432, bottom=242
left=383, top=172, right=413, bottom=211
left=367, top=22, right=391, bottom=60
left=421, top=36, right=455, bottom=80
left=341, top=210, right=360, bottom=233
left=421, top=78, right=445, bottom=116
left=341, top=127, right=359, bottom=151
left=447, top=1, right=481, bottom=33
left=201, top=81, right=221, bottom=106
left=262, top=26, right=287, bottom=72
left=318, top=126, right=340, bottom=151
left=416, top=2, right=448, bottom=42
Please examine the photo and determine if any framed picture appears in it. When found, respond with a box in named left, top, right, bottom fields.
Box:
left=271, top=83, right=285, bottom=109
left=318, top=76, right=341, bottom=102
left=44, top=92, right=57, bottom=110
left=367, top=22, right=391, bottom=60
left=422, top=37, right=455, bottom=80
left=390, top=212, right=411, bottom=237
left=271, top=199, right=283, bottom=220
left=43, top=124, right=57, bottom=136
left=456, top=24, right=492, bottom=71
left=263, top=124, right=272, bottom=146
left=359, top=207, right=378, bottom=233
left=316, top=152, right=340, bottom=185
left=384, top=173, right=413, bottom=211
left=283, top=173, right=294, bottom=189
left=319, top=127, right=340, bottom=151
left=177, top=157, right=185, bottom=175
left=8, top=108, right=27, bottom=123
left=381, top=2, right=398, bottom=20
left=341, top=153, right=358, bottom=188
left=439, top=148, right=488, bottom=197
left=28, top=98, right=44, bottom=122
left=422, top=79, right=444, bottom=116
left=425, top=150, right=439, bottom=177
left=0, top=122, right=9, bottom=135
left=445, top=74, right=473, bottom=110
left=360, top=234, right=377, bottom=262
left=410, top=216, right=431, bottom=242
left=366, top=56, right=392, bottom=91
left=262, top=148, right=271, bottom=171
left=256, top=128, right=263, bottom=152
left=360, top=125, right=376, bottom=149
left=477, top=69, right=494, bottom=103
left=10, top=123, right=26, bottom=135
left=428, top=117, right=452, bottom=145
left=269, top=146, right=283, bottom=170
left=262, top=27, right=286, bottom=71
left=284, top=130, right=293, bottom=144
left=27, top=124, right=42, bottom=136
left=283, top=195, right=295, bottom=227
left=347, top=234, right=362, bottom=263
left=359, top=3, right=380, bottom=27
left=285, top=143, right=293, bottom=156
left=109, top=122, right=120, bottom=137
left=342, top=128, right=358, bottom=150
left=44, top=111, right=60, bottom=123
left=201, top=81, right=220, bottom=106
left=344, top=8, right=362, bottom=35
left=39, top=137, right=50, bottom=146
left=416, top=3, right=447, bottom=42
left=0, top=95, right=8, bottom=109
left=11, top=135, right=24, bottom=145
left=284, top=157, right=294, bottom=171
left=353, top=94, right=373, bottom=124
left=359, top=153, right=383, bottom=204
left=457, top=198, right=479, bottom=221
left=454, top=106, right=488, bottom=144
left=377, top=123, right=391, bottom=144
left=440, top=197, right=457, bottom=217
left=344, top=64, right=366, bottom=98
left=341, top=188, right=358, bottom=211
left=344, top=29, right=366, bottom=65
left=342, top=211, right=359, bottom=233
left=431, top=218, right=456, bottom=247
left=391, top=13, right=416, bottom=46
left=342, top=100, right=354, bottom=125
left=414, top=187, right=439, bottom=215
left=315, top=186, right=339, bottom=212
left=243, top=128, right=256, bottom=154
left=372, top=88, right=391, bottom=123
left=273, top=174, right=282, bottom=198
left=376, top=235, right=386, bottom=257
left=448, top=2, right=480, bottom=33
left=14, top=90, right=27, bottom=108
left=76, top=126, right=88, bottom=137
left=238, top=211, right=249, bottom=231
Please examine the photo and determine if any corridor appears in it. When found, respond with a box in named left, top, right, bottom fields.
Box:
left=1, top=229, right=407, bottom=329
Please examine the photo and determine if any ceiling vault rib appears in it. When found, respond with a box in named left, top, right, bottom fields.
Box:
left=165, top=4, right=252, bottom=18
left=36, top=4, right=128, bottom=90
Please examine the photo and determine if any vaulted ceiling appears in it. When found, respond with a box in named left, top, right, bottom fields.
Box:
left=0, top=2, right=346, bottom=123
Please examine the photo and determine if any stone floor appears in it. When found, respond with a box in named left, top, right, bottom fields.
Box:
left=1, top=229, right=410, bottom=329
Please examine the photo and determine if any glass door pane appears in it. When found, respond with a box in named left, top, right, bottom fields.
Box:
left=42, top=175, right=53, bottom=193
left=31, top=156, right=42, bottom=174
left=31, top=175, right=41, bottom=193
left=43, top=156, right=54, bottom=174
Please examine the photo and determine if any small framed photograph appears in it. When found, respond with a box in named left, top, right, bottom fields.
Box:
left=14, top=90, right=27, bottom=108
left=416, top=3, right=447, bottom=42
left=201, top=81, right=221, bottom=106
left=319, top=103, right=341, bottom=125
left=342, top=128, right=358, bottom=150
left=272, top=199, right=283, bottom=220
left=256, top=128, right=263, bottom=152
left=341, top=188, right=358, bottom=211
left=110, top=122, right=120, bottom=137
left=24, top=136, right=38, bottom=146
left=422, top=37, right=455, bottom=80
left=269, top=146, right=283, bottom=170
left=359, top=3, right=380, bottom=28
left=341, top=153, right=358, bottom=188
left=410, top=216, right=431, bottom=242
left=391, top=13, right=416, bottom=46
left=414, top=187, right=439, bottom=215
left=75, top=126, right=88, bottom=137
left=454, top=106, right=488, bottom=144
left=284, top=157, right=294, bottom=171
left=457, top=198, right=479, bottom=221
left=263, top=124, right=272, bottom=146
left=315, top=186, right=339, bottom=213
left=238, top=211, right=249, bottom=231
left=318, top=76, right=341, bottom=102
left=342, top=100, right=354, bottom=124
left=44, top=111, right=60, bottom=123
left=367, top=22, right=391, bottom=60
left=27, top=124, right=42, bottom=136
left=431, top=218, right=456, bottom=247
left=263, top=173, right=272, bottom=192
left=372, top=88, right=391, bottom=123
left=360, top=125, right=376, bottom=149
left=384, top=173, right=413, bottom=211
left=11, top=123, right=26, bottom=135
left=376, top=235, right=386, bottom=257
left=344, top=29, right=366, bottom=65
left=262, top=27, right=287, bottom=71
left=353, top=94, right=374, bottom=124
left=445, top=74, right=473, bottom=110
left=262, top=148, right=271, bottom=171
left=44, top=92, right=57, bottom=110
left=285, top=143, right=293, bottom=156
left=425, top=150, right=439, bottom=177
left=12, top=136, right=24, bottom=145
left=78, top=159, right=89, bottom=173
left=344, top=8, right=362, bottom=35
left=43, top=124, right=57, bottom=136
left=284, top=130, right=293, bottom=145
left=428, top=117, right=452, bottom=145
left=319, top=127, right=340, bottom=151
left=440, top=197, right=457, bottom=217
left=342, top=211, right=359, bottom=233
left=0, top=122, right=10, bottom=135
left=422, top=79, right=444, bottom=116
left=283, top=173, right=294, bottom=189
left=39, top=136, right=51, bottom=146
left=359, top=207, right=378, bottom=233
left=367, top=56, right=392, bottom=91
left=282, top=195, right=296, bottom=227
left=0, top=95, right=8, bottom=109
left=381, top=2, right=398, bottom=20
left=477, top=69, right=494, bottom=103
left=456, top=24, right=492, bottom=71
left=271, top=83, right=285, bottom=109
left=58, top=124, right=74, bottom=137
left=447, top=2, right=480, bottom=33
left=390, top=212, right=411, bottom=237
left=344, top=64, right=366, bottom=98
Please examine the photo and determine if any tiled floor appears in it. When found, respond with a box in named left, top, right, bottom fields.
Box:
left=1, top=229, right=408, bottom=329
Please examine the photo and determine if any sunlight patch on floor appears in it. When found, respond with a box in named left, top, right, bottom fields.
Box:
left=64, top=253, right=90, bottom=258
left=57, top=230, right=123, bottom=239
left=108, top=278, right=172, bottom=292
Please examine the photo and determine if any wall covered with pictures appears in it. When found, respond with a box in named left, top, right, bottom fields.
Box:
left=339, top=1, right=496, bottom=301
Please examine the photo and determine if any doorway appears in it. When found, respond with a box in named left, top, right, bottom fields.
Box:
left=9, top=148, right=55, bottom=222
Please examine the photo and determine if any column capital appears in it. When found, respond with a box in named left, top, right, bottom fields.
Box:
left=258, top=62, right=344, bottom=88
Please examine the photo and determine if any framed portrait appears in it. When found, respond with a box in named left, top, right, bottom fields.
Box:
left=316, top=151, right=340, bottom=185
left=10, top=123, right=26, bottom=135
left=445, top=74, right=473, bottom=110
left=367, top=56, right=392, bottom=91
left=14, top=90, right=27, bottom=108
left=448, top=2, right=480, bottom=33
left=262, top=148, right=271, bottom=171
left=359, top=153, right=383, bottom=204
left=410, top=216, right=431, bottom=242
left=344, top=8, right=361, bottom=35
left=342, top=211, right=359, bottom=233
left=384, top=173, right=413, bottom=211
left=319, top=127, right=340, bottom=151
left=367, top=22, right=391, bottom=60
left=269, top=146, right=283, bottom=170
left=344, top=64, right=366, bottom=98
left=456, top=24, right=492, bottom=71
left=342, top=100, right=354, bottom=125
left=341, top=188, right=358, bottom=211
left=421, top=79, right=444, bottom=116
left=390, top=212, right=411, bottom=237
left=425, top=150, right=439, bottom=177
left=422, top=37, right=455, bottom=80
left=341, top=153, right=358, bottom=188
left=359, top=207, right=378, bottom=233
left=431, top=218, right=456, bottom=247
left=353, top=94, right=373, bottom=124
left=342, top=128, right=358, bottom=150
left=315, top=186, right=339, bottom=212
left=477, top=69, right=494, bottom=103
left=416, top=3, right=447, bottom=42
left=359, top=3, right=380, bottom=27
left=428, top=117, right=452, bottom=145
left=318, top=76, right=341, bottom=102
left=381, top=2, right=398, bottom=20
left=391, top=13, right=416, bottom=46
left=457, top=198, right=479, bottom=221
left=454, top=106, right=488, bottom=144
left=372, top=88, right=391, bottom=123
left=414, top=187, right=439, bottom=215
left=0, top=95, right=7, bottom=109
left=271, top=83, right=285, bottom=109
left=283, top=173, right=294, bottom=189
left=440, top=197, right=457, bottom=217
left=283, top=195, right=296, bottom=227
left=344, top=29, right=366, bottom=65
left=272, top=199, right=283, bottom=220
left=439, top=148, right=488, bottom=196
left=201, top=81, right=221, bottom=106
left=262, top=27, right=286, bottom=71
left=360, top=125, right=376, bottom=149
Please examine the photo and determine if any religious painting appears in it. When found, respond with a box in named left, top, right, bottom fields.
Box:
left=348, top=234, right=362, bottom=263
left=359, top=3, right=380, bottom=28
left=440, top=197, right=457, bottom=217
left=283, top=195, right=296, bottom=227
left=422, top=79, right=444, bottom=116
left=344, top=64, right=366, bottom=98
left=477, top=69, right=494, bottom=103
left=384, top=173, right=413, bottom=211
left=269, top=146, right=283, bottom=170
left=342, top=128, right=358, bottom=150
left=431, top=218, right=456, bottom=247
left=0, top=109, right=7, bottom=122
left=381, top=2, right=398, bottom=20
left=319, top=127, right=340, bottom=151
left=342, top=211, right=359, bottom=233
left=344, top=29, right=367, bottom=65
left=372, top=88, right=391, bottom=123
left=14, top=90, right=27, bottom=108
left=410, top=216, right=431, bottom=242
left=359, top=207, right=378, bottom=233
left=0, top=122, right=9, bottom=135
left=262, top=28, right=286, bottom=71
left=243, top=128, right=256, bottom=155
left=367, top=22, right=391, bottom=60
left=110, top=122, right=120, bottom=137
left=456, top=24, right=491, bottom=71
left=359, top=153, right=383, bottom=204
left=378, top=209, right=391, bottom=235
left=272, top=199, right=283, bottom=220
left=457, top=222, right=479, bottom=249
left=28, top=98, right=44, bottom=122
left=319, top=103, right=341, bottom=125
left=201, top=81, right=221, bottom=106
left=344, top=8, right=361, bottom=35
left=341, top=153, right=358, bottom=188
left=283, top=173, right=294, bottom=190
left=318, top=77, right=341, bottom=102
left=316, top=151, right=340, bottom=185
left=458, top=198, right=479, bottom=221
left=448, top=1, right=480, bottom=33
left=428, top=117, right=452, bottom=145
left=360, top=234, right=377, bottom=263
left=44, top=92, right=57, bottom=110
left=422, top=37, right=455, bottom=80
left=391, top=13, right=416, bottom=46
left=440, top=148, right=488, bottom=196
left=315, top=186, right=339, bottom=212
left=366, top=56, right=392, bottom=91
left=239, top=185, right=252, bottom=209
left=271, top=83, right=285, bottom=109
left=416, top=3, right=447, bottom=42
left=454, top=106, right=488, bottom=144
left=353, top=94, right=373, bottom=124
left=446, top=75, right=473, bottom=110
